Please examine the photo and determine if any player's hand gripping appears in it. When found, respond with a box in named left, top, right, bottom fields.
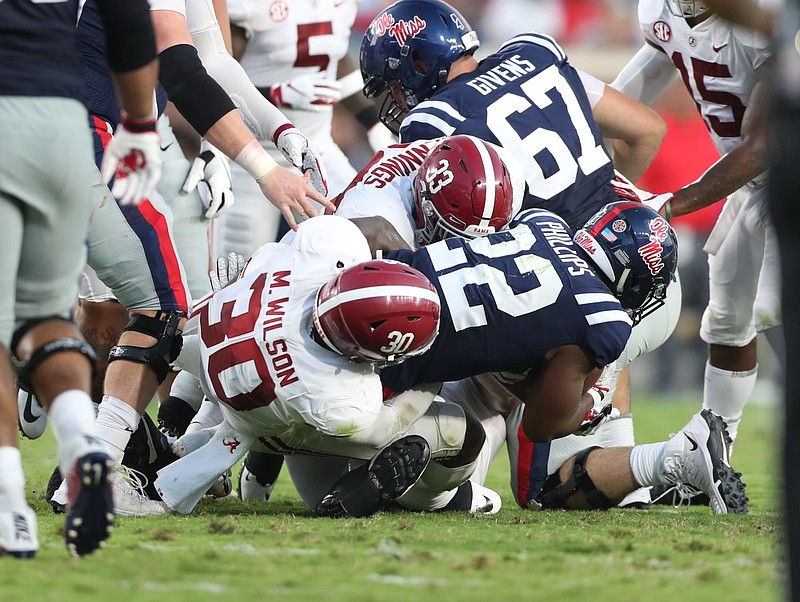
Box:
left=575, top=385, right=619, bottom=436
left=269, top=72, right=343, bottom=112
left=274, top=125, right=329, bottom=196
left=100, top=113, right=162, bottom=205
left=182, top=140, right=234, bottom=219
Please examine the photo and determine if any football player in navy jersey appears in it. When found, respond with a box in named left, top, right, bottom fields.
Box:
left=359, top=0, right=682, bottom=508
left=314, top=202, right=747, bottom=517
left=359, top=0, right=667, bottom=228
left=0, top=0, right=159, bottom=557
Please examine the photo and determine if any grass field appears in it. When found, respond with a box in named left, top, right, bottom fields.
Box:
left=0, top=395, right=782, bottom=602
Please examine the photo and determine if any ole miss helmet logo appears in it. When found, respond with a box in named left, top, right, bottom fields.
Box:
left=639, top=217, right=670, bottom=276
left=371, top=12, right=427, bottom=46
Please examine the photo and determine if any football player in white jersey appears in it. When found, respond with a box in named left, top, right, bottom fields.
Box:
left=612, top=0, right=779, bottom=464
left=212, top=0, right=393, bottom=258
left=154, top=215, right=497, bottom=516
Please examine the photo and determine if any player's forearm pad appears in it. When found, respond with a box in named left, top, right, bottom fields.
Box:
left=159, top=44, right=237, bottom=136
left=96, top=0, right=157, bottom=72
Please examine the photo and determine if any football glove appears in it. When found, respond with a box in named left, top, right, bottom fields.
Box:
left=269, top=72, right=343, bottom=112
left=209, top=252, right=247, bottom=293
left=274, top=126, right=328, bottom=196
left=182, top=140, right=234, bottom=219
left=575, top=386, right=619, bottom=436
left=100, top=114, right=162, bottom=205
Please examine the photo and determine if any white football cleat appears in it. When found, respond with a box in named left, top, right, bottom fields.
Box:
left=468, top=482, right=502, bottom=515
left=659, top=410, right=748, bottom=515
left=238, top=465, right=276, bottom=502
left=17, top=385, right=47, bottom=440
left=0, top=505, right=38, bottom=558
left=111, top=466, right=169, bottom=517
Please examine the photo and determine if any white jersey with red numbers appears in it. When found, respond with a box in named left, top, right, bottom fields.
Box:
left=195, top=216, right=385, bottom=439
left=331, top=139, right=438, bottom=247
left=227, top=0, right=358, bottom=136
left=638, top=0, right=771, bottom=158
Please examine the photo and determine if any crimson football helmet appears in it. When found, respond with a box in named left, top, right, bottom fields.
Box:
left=312, top=260, right=441, bottom=365
left=413, top=136, right=515, bottom=246
left=573, top=201, right=678, bottom=325
left=360, top=0, right=480, bottom=133
left=665, top=0, right=710, bottom=18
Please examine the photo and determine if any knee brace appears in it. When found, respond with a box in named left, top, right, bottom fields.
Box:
left=108, top=311, right=184, bottom=384
left=13, top=318, right=98, bottom=391
left=533, top=447, right=614, bottom=510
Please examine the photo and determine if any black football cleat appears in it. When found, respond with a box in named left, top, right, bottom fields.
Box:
left=314, top=435, right=431, bottom=518
left=65, top=451, right=115, bottom=557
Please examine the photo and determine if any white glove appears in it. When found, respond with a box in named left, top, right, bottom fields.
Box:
left=366, top=122, right=398, bottom=153
left=100, top=114, right=162, bottom=205
left=182, top=140, right=234, bottom=219
left=269, top=72, right=343, bottom=112
left=209, top=252, right=247, bottom=293
left=274, top=126, right=328, bottom=196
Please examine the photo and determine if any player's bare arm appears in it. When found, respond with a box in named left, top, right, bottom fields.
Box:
left=351, top=216, right=412, bottom=257
left=507, top=344, right=601, bottom=442
left=593, top=85, right=667, bottom=182
left=669, top=67, right=771, bottom=218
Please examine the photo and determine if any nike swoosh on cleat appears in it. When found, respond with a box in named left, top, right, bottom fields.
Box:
left=713, top=44, right=728, bottom=52
left=684, top=433, right=699, bottom=451
left=22, top=394, right=39, bottom=424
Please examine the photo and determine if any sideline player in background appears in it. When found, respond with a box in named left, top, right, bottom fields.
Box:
left=612, top=0, right=779, bottom=460
left=0, top=0, right=160, bottom=556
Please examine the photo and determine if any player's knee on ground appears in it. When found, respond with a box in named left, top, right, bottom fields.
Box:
left=108, top=310, right=185, bottom=384
left=12, top=317, right=97, bottom=396
left=532, top=447, right=616, bottom=511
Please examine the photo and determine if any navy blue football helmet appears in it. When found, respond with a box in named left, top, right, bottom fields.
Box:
left=573, top=201, right=678, bottom=325
left=360, top=0, right=480, bottom=133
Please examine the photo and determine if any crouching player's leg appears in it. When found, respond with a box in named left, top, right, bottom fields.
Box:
left=508, top=407, right=749, bottom=515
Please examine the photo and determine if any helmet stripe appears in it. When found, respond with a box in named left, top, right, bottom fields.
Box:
left=316, top=284, right=440, bottom=316
left=586, top=200, right=640, bottom=238
left=472, top=138, right=496, bottom=226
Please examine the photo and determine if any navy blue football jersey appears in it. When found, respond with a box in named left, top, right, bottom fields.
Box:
left=0, top=0, right=85, bottom=99
left=399, top=33, right=619, bottom=230
left=380, top=208, right=632, bottom=392
left=79, top=0, right=167, bottom=163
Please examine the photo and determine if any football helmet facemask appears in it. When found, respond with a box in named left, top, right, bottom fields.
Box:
left=312, top=260, right=441, bottom=366
left=574, top=201, right=678, bottom=325
left=413, top=135, right=515, bottom=246
left=665, top=0, right=710, bottom=18
left=360, top=0, right=480, bottom=133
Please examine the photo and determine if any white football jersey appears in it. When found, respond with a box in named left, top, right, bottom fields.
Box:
left=196, top=215, right=385, bottom=439
left=638, top=0, right=771, bottom=157
left=332, top=139, right=439, bottom=248
left=228, top=0, right=359, bottom=135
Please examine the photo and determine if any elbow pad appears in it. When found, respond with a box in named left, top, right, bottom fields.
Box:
left=159, top=44, right=236, bottom=136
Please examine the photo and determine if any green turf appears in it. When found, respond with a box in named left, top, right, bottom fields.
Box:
left=0, top=396, right=782, bottom=602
